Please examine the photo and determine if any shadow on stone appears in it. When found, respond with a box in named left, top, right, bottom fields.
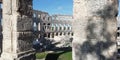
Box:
left=0, top=24, right=3, bottom=57
left=73, top=1, right=118, bottom=60
left=19, top=54, right=36, bottom=60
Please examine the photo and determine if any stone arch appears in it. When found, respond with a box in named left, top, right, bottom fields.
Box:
left=63, top=26, right=66, bottom=31
left=59, top=26, right=62, bottom=31
left=48, top=33, right=50, bottom=38
left=59, top=24, right=62, bottom=31
left=56, top=32, right=58, bottom=36
left=71, top=32, right=73, bottom=36
left=64, top=32, right=66, bottom=35
left=60, top=32, right=62, bottom=36
left=51, top=33, right=54, bottom=38
left=68, top=32, right=70, bottom=35
left=55, top=24, right=59, bottom=31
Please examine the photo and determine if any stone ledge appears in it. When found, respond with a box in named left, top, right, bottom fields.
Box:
left=0, top=50, right=35, bottom=60
left=17, top=49, right=36, bottom=60
left=18, top=49, right=35, bottom=58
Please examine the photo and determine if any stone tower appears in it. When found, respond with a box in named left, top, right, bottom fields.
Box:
left=0, top=0, right=35, bottom=60
left=72, top=0, right=118, bottom=60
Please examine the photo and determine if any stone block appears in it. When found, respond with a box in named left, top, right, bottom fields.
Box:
left=17, top=32, right=34, bottom=52
left=18, top=0, right=33, bottom=17
left=1, top=0, right=34, bottom=60
left=17, top=16, right=33, bottom=32
left=72, top=0, right=118, bottom=60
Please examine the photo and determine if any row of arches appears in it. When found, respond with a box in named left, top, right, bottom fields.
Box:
left=50, top=23, right=72, bottom=32
left=33, top=10, right=73, bottom=39
left=43, top=32, right=74, bottom=38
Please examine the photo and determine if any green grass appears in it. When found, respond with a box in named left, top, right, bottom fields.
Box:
left=58, top=51, right=72, bottom=60
left=36, top=51, right=72, bottom=60
left=36, top=52, right=48, bottom=59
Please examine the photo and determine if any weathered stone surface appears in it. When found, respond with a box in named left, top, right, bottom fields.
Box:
left=17, top=0, right=33, bottom=32
left=17, top=32, right=33, bottom=52
left=1, top=0, right=34, bottom=60
left=4, top=0, right=12, bottom=14
left=72, top=0, right=118, bottom=60
left=17, top=16, right=33, bottom=31
left=18, top=0, right=33, bottom=17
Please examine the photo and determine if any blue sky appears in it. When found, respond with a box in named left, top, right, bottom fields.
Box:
left=33, top=0, right=73, bottom=15
left=33, top=0, right=120, bottom=16
left=118, top=0, right=120, bottom=16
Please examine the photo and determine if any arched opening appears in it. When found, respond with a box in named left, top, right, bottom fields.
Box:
left=52, top=33, right=54, bottom=38
left=59, top=26, right=62, bottom=30
left=0, top=0, right=119, bottom=59
left=33, top=0, right=73, bottom=60
left=56, top=32, right=58, bottom=36
left=48, top=33, right=50, bottom=38
left=71, top=32, right=74, bottom=36
left=68, top=32, right=70, bottom=35
left=64, top=26, right=66, bottom=31
left=60, top=32, right=62, bottom=36
left=55, top=26, right=58, bottom=31
left=44, top=33, right=47, bottom=37
left=117, top=31, right=120, bottom=37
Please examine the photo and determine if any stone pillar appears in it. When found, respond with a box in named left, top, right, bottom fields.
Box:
left=1, top=0, right=34, bottom=60
left=38, top=22, right=40, bottom=31
left=54, top=33, right=56, bottom=37
left=47, top=33, right=49, bottom=38
left=62, top=32, right=64, bottom=36
left=52, top=33, right=54, bottom=38
left=46, top=33, right=48, bottom=38
left=58, top=32, right=61, bottom=36
left=69, top=32, right=71, bottom=36
left=72, top=0, right=118, bottom=60
left=64, top=32, right=66, bottom=35
left=66, top=32, right=69, bottom=36
left=38, top=34, right=40, bottom=38
left=50, top=33, right=52, bottom=38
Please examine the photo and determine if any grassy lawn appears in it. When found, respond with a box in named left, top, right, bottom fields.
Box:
left=36, top=51, right=72, bottom=60
left=58, top=51, right=72, bottom=60
left=36, top=52, right=48, bottom=59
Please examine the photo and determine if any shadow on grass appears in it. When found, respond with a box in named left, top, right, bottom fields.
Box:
left=45, top=47, right=72, bottom=60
